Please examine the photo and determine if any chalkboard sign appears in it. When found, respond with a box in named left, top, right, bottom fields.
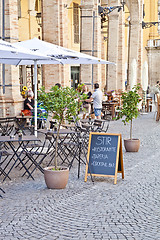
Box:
left=85, top=133, right=124, bottom=184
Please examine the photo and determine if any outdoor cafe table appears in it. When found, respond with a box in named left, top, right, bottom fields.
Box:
left=0, top=135, right=41, bottom=181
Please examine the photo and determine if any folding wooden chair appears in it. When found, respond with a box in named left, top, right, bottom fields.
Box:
left=91, top=119, right=110, bottom=133
left=156, top=94, right=160, bottom=121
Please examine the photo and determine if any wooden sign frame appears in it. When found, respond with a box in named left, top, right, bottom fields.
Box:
left=85, top=133, right=124, bottom=184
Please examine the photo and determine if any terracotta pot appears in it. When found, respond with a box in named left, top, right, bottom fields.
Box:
left=124, top=139, right=140, bottom=152
left=44, top=166, right=69, bottom=189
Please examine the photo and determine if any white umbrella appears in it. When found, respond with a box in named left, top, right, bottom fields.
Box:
left=142, top=61, right=149, bottom=111
left=13, top=38, right=113, bottom=65
left=130, top=59, right=137, bottom=90
left=0, top=40, right=62, bottom=136
left=142, top=61, right=148, bottom=91
left=0, top=40, right=60, bottom=65
left=12, top=38, right=115, bottom=136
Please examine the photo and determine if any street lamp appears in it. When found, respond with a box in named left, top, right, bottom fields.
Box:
left=98, top=1, right=125, bottom=24
left=36, top=12, right=42, bottom=27
left=142, top=21, right=160, bottom=29
left=142, top=11, right=160, bottom=28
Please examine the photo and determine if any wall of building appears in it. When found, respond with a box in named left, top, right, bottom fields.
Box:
left=143, top=0, right=160, bottom=86
left=1, top=0, right=160, bottom=116
left=0, top=0, right=23, bottom=117
left=18, top=0, right=41, bottom=41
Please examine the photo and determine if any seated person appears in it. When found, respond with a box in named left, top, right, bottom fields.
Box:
left=24, top=91, right=34, bottom=111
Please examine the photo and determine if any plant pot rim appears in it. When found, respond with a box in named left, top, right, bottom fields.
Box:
left=44, top=166, right=69, bottom=172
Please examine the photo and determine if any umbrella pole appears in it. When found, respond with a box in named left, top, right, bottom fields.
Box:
left=34, top=60, right=37, bottom=137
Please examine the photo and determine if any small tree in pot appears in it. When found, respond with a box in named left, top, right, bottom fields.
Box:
left=116, top=84, right=141, bottom=152
left=38, top=85, right=86, bottom=188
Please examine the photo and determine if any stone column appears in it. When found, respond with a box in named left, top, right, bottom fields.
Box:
left=0, top=0, right=23, bottom=117
left=127, top=0, right=143, bottom=89
left=42, top=0, right=70, bottom=91
left=0, top=65, right=5, bottom=117
left=107, top=0, right=119, bottom=91
left=80, top=0, right=102, bottom=90
left=137, top=0, right=143, bottom=87
left=147, top=46, right=160, bottom=86
left=101, top=34, right=106, bottom=91
left=117, top=10, right=125, bottom=91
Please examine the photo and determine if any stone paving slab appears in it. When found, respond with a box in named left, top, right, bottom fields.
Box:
left=0, top=112, right=160, bottom=240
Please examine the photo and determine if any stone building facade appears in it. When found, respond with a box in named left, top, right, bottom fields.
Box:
left=42, top=0, right=144, bottom=92
left=0, top=0, right=22, bottom=117
left=0, top=0, right=159, bottom=117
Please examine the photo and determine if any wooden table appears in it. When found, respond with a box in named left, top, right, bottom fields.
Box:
left=102, top=101, right=119, bottom=120
left=146, top=97, right=152, bottom=112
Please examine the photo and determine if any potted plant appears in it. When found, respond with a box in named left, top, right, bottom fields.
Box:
left=38, top=85, right=86, bottom=189
left=116, top=84, right=141, bottom=152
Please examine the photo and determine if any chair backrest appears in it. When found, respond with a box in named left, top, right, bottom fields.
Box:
left=0, top=117, right=16, bottom=136
left=72, top=116, right=82, bottom=129
left=28, top=134, right=53, bottom=155
left=93, top=119, right=102, bottom=127
left=92, top=119, right=110, bottom=133
left=92, top=119, right=103, bottom=132
left=0, top=117, right=15, bottom=123
left=46, top=132, right=53, bottom=140
left=157, top=94, right=160, bottom=104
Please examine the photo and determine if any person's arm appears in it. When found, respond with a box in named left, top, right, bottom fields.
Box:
left=85, top=91, right=95, bottom=102
left=85, top=97, right=93, bottom=103
left=26, top=102, right=33, bottom=110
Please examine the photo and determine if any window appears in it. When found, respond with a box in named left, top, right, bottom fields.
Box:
left=73, top=3, right=79, bottom=44
left=71, top=66, right=80, bottom=89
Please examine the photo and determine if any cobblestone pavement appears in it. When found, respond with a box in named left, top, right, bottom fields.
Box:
left=0, top=112, right=160, bottom=240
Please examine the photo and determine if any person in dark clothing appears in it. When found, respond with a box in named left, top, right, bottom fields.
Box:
left=81, top=85, right=92, bottom=118
left=55, top=83, right=61, bottom=88
left=24, top=91, right=34, bottom=110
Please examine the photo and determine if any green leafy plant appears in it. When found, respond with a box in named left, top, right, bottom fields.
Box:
left=116, top=84, right=141, bottom=140
left=38, top=86, right=86, bottom=170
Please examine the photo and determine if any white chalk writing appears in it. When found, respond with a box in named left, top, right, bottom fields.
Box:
left=92, top=146, right=116, bottom=152
left=96, top=136, right=112, bottom=146
left=91, top=161, right=115, bottom=168
left=92, top=154, right=108, bottom=159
